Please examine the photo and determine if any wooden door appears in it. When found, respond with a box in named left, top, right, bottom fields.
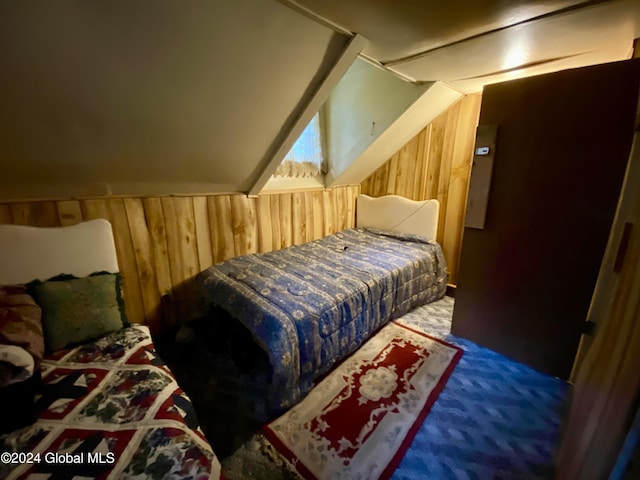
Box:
left=555, top=119, right=640, bottom=479
left=450, top=59, right=640, bottom=379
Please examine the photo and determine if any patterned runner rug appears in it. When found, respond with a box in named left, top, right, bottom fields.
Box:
left=262, top=321, right=463, bottom=480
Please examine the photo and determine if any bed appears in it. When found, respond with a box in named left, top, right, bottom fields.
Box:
left=197, top=194, right=448, bottom=412
left=0, top=219, right=222, bottom=480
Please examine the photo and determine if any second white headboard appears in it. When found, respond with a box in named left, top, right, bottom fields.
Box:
left=356, top=194, right=440, bottom=240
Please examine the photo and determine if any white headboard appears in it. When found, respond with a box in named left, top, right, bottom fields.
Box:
left=356, top=194, right=440, bottom=240
left=0, top=219, right=119, bottom=285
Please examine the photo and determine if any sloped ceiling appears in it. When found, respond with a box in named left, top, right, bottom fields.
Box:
left=2, top=0, right=639, bottom=199
left=288, top=0, right=640, bottom=92
left=0, top=0, right=352, bottom=199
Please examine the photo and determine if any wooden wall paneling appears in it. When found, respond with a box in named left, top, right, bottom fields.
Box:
left=268, top=194, right=283, bottom=251
left=362, top=161, right=382, bottom=198
left=104, top=199, right=145, bottom=325
left=0, top=204, right=13, bottom=224
left=292, top=192, right=307, bottom=245
left=304, top=192, right=315, bottom=242
left=255, top=195, right=274, bottom=253
left=192, top=196, right=213, bottom=270
left=0, top=186, right=360, bottom=329
left=396, top=139, right=417, bottom=199
left=442, top=94, right=482, bottom=282
left=426, top=110, right=447, bottom=204
left=436, top=101, right=461, bottom=247
left=10, top=202, right=59, bottom=227
left=142, top=197, right=175, bottom=325
left=231, top=194, right=258, bottom=255
left=279, top=193, right=293, bottom=248
left=345, top=186, right=356, bottom=229
left=123, top=198, right=162, bottom=330
left=311, top=191, right=324, bottom=239
left=160, top=197, right=201, bottom=323
left=208, top=195, right=236, bottom=263
left=335, top=187, right=346, bottom=231
left=80, top=199, right=109, bottom=221
left=323, top=190, right=335, bottom=235
left=379, top=161, right=391, bottom=197
left=385, top=152, right=399, bottom=195
left=413, top=127, right=429, bottom=201
left=359, top=95, right=482, bottom=284
left=56, top=200, right=83, bottom=226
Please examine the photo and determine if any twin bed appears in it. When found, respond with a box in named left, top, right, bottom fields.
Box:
left=0, top=193, right=447, bottom=478
left=0, top=220, right=222, bottom=479
left=197, top=194, right=448, bottom=411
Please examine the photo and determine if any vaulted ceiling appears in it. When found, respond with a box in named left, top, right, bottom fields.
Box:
left=0, top=0, right=638, bottom=200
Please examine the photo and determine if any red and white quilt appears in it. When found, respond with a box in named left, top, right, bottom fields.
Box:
left=0, top=325, right=222, bottom=480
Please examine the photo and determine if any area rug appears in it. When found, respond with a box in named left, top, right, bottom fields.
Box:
left=262, top=321, right=463, bottom=480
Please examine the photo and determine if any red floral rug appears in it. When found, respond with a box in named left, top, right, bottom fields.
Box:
left=262, top=321, right=463, bottom=479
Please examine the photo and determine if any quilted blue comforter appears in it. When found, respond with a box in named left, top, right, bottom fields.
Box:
left=197, top=228, right=447, bottom=411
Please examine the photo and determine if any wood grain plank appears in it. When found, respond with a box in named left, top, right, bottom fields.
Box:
left=442, top=94, right=482, bottom=283
left=311, top=191, right=324, bottom=240
left=336, top=187, right=349, bottom=230
left=323, top=190, right=335, bottom=235
left=161, top=197, right=202, bottom=323
left=345, top=186, right=356, bottom=228
left=105, top=198, right=145, bottom=324
left=437, top=100, right=462, bottom=245
left=256, top=195, right=274, bottom=253
left=231, top=194, right=258, bottom=255
left=292, top=192, right=306, bottom=245
left=141, top=198, right=173, bottom=296
left=80, top=199, right=110, bottom=221
left=142, top=197, right=174, bottom=325
left=385, top=152, right=399, bottom=195
left=269, top=195, right=283, bottom=251
left=0, top=204, right=13, bottom=224
left=426, top=110, right=448, bottom=201
left=10, top=202, right=59, bottom=227
left=193, top=196, right=213, bottom=270
left=279, top=193, right=293, bottom=248
left=56, top=200, right=83, bottom=226
left=124, top=198, right=162, bottom=330
left=304, top=192, right=315, bottom=242
left=395, top=144, right=410, bottom=198
left=377, top=161, right=391, bottom=197
left=209, top=195, right=236, bottom=262
left=415, top=126, right=430, bottom=201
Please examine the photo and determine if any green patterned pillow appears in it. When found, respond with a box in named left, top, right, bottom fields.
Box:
left=29, top=272, right=128, bottom=352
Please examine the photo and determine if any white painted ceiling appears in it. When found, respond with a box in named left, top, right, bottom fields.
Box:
left=0, top=0, right=350, bottom=198
left=1, top=0, right=639, bottom=199
left=287, top=0, right=640, bottom=92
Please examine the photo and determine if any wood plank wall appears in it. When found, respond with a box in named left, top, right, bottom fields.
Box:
left=360, top=94, right=482, bottom=284
left=0, top=185, right=360, bottom=331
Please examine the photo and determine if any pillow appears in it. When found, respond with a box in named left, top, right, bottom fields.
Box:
left=0, top=285, right=44, bottom=367
left=29, top=272, right=128, bottom=352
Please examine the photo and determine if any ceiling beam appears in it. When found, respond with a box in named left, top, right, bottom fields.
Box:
left=248, top=34, right=367, bottom=196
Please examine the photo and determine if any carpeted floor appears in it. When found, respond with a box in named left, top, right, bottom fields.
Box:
left=154, top=296, right=569, bottom=479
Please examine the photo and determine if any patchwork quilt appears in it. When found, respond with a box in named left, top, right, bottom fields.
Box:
left=198, top=227, right=448, bottom=411
left=0, top=325, right=222, bottom=480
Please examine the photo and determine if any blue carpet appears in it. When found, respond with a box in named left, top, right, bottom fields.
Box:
left=157, top=296, right=569, bottom=479
left=394, top=297, right=569, bottom=480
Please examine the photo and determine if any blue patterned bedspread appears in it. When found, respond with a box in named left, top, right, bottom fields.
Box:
left=197, top=228, right=447, bottom=411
